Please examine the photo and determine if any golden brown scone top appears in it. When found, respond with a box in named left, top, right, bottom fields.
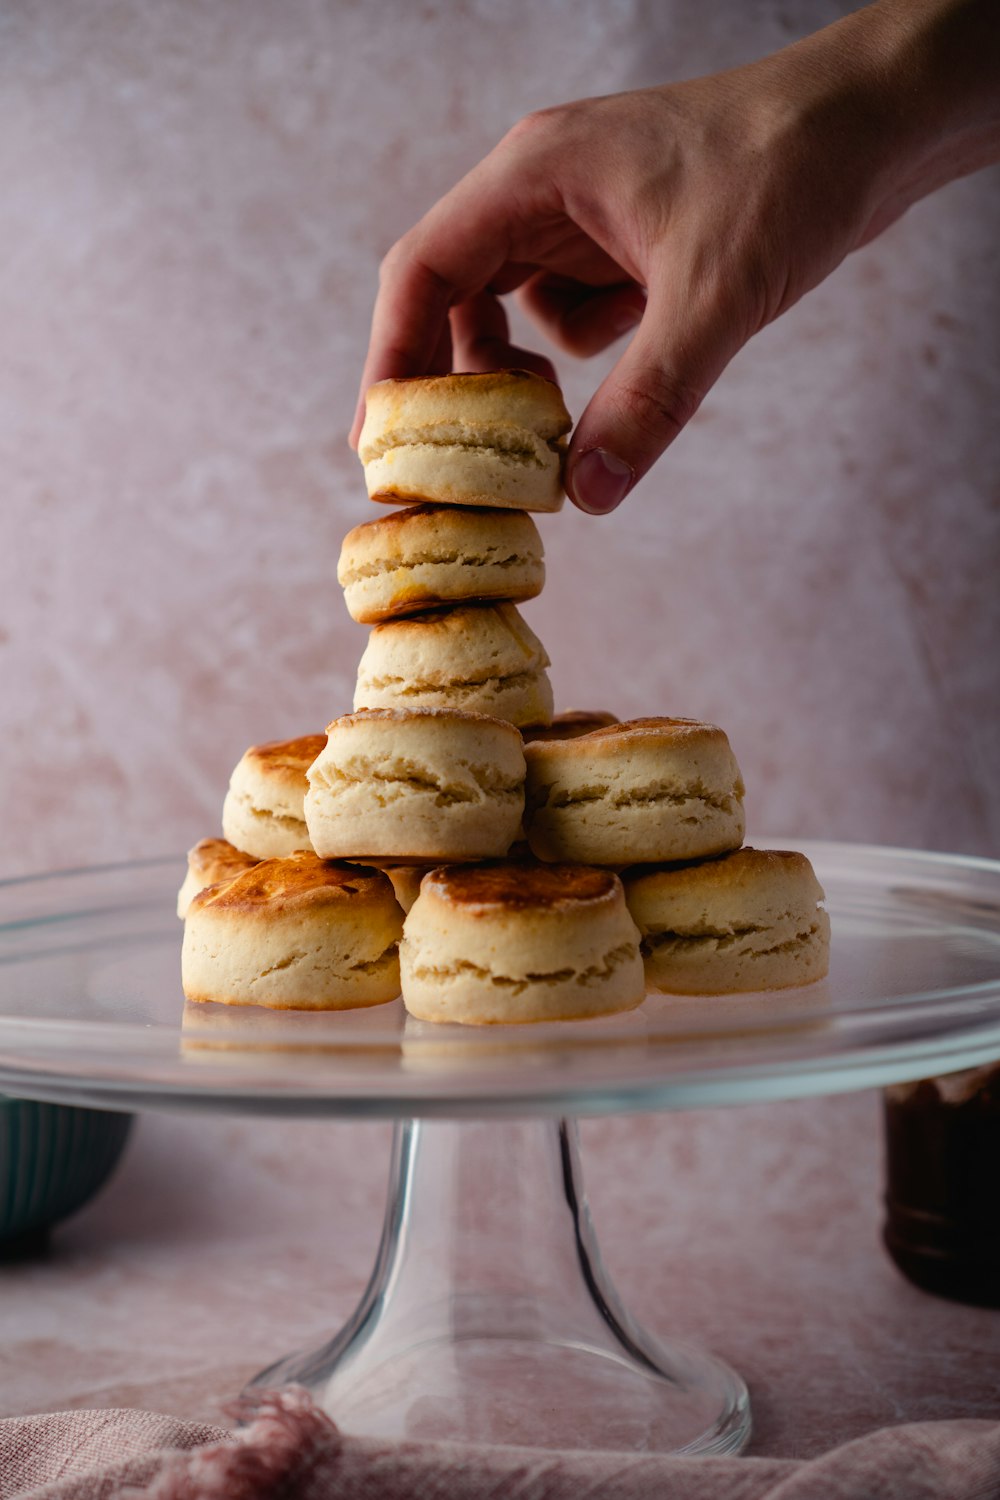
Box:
left=344, top=500, right=444, bottom=535
left=524, top=716, right=730, bottom=760
left=366, top=368, right=568, bottom=400
left=339, top=501, right=445, bottom=557
left=421, top=860, right=620, bottom=912
left=363, top=369, right=572, bottom=439
left=522, top=710, right=619, bottom=744
left=189, top=852, right=396, bottom=915
left=363, top=600, right=548, bottom=663
left=586, top=715, right=718, bottom=740
left=369, top=369, right=559, bottom=392
left=241, top=734, right=328, bottom=782
left=340, top=501, right=539, bottom=547
left=186, top=838, right=257, bottom=881
left=623, top=848, right=824, bottom=897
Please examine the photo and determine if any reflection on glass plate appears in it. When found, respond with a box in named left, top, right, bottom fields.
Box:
left=1, top=843, right=999, bottom=1116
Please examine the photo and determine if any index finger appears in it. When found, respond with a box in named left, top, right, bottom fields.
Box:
left=349, top=140, right=558, bottom=446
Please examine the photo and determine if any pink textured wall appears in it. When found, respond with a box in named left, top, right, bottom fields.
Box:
left=2, top=1, right=998, bottom=875
left=2, top=8, right=997, bottom=1448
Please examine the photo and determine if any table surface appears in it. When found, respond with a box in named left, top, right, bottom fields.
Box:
left=2, top=1090, right=997, bottom=1459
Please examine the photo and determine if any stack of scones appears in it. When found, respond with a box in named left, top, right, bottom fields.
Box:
left=181, top=372, right=830, bottom=1024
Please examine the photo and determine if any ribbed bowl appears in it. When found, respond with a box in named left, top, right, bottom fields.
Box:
left=0, top=1095, right=133, bottom=1248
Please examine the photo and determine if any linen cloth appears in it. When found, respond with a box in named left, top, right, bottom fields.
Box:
left=2, top=1389, right=1000, bottom=1500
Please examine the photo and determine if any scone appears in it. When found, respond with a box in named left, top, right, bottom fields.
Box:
left=359, top=370, right=572, bottom=513
left=623, top=847, right=830, bottom=993
left=181, top=852, right=403, bottom=1010
left=354, top=602, right=553, bottom=728
left=306, top=707, right=525, bottom=861
left=338, top=503, right=544, bottom=624
left=221, top=734, right=327, bottom=859
left=524, top=717, right=745, bottom=865
left=358, top=864, right=428, bottom=915
left=512, top=715, right=621, bottom=853
left=400, top=862, right=645, bottom=1024
left=177, top=837, right=258, bottom=918
left=522, top=709, right=619, bottom=743
left=380, top=866, right=427, bottom=914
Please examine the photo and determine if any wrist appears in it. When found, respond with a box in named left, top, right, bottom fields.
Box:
left=766, top=0, right=1000, bottom=229
left=854, top=0, right=1000, bottom=165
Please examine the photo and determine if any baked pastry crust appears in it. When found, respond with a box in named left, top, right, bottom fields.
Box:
left=359, top=371, right=572, bottom=513
left=221, top=733, right=327, bottom=860
left=177, top=837, right=258, bottom=918
left=338, top=503, right=544, bottom=624
left=181, top=851, right=403, bottom=1010
left=524, top=716, right=745, bottom=865
left=623, top=847, right=830, bottom=993
left=400, top=860, right=645, bottom=1024
left=306, top=706, right=526, bottom=861
left=522, top=709, right=619, bottom=743
left=354, top=602, right=553, bottom=728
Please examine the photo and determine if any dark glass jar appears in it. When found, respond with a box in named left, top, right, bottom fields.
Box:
left=883, top=1066, right=1000, bottom=1307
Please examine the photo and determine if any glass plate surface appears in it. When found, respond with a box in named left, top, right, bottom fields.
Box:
left=1, top=841, right=999, bottom=1118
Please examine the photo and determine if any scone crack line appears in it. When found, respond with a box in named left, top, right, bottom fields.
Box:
left=374, top=442, right=548, bottom=473
left=361, top=668, right=544, bottom=697
left=228, top=793, right=309, bottom=833
left=540, top=782, right=607, bottom=809
left=254, top=950, right=307, bottom=979
left=341, top=550, right=530, bottom=584
left=609, top=780, right=740, bottom=814
left=247, top=940, right=400, bottom=984
left=350, top=939, right=401, bottom=975
left=751, top=924, right=826, bottom=959
left=311, top=757, right=522, bottom=805
left=641, top=919, right=823, bottom=957
left=534, top=781, right=740, bottom=814
left=364, top=423, right=555, bottom=466
left=407, top=943, right=637, bottom=996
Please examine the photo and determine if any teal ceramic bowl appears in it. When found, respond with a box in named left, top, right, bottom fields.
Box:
left=0, top=1095, right=132, bottom=1251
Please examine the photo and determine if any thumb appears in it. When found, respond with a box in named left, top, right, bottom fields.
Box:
left=565, top=284, right=742, bottom=515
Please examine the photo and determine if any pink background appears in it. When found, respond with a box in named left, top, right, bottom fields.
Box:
left=2, top=0, right=998, bottom=873
left=2, top=0, right=999, bottom=1455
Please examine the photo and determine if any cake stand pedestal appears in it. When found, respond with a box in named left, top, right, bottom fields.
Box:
left=253, top=1115, right=749, bottom=1452
left=2, top=842, right=1000, bottom=1456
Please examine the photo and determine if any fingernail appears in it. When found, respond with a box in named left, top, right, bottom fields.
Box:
left=570, top=448, right=634, bottom=515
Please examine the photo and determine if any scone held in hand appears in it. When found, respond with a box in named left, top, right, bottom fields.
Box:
left=338, top=504, right=544, bottom=624
left=624, top=847, right=830, bottom=993
left=400, top=862, right=645, bottom=1024
left=359, top=370, right=572, bottom=513
left=354, top=602, right=553, bottom=728
left=181, top=852, right=403, bottom=1010
left=524, top=717, right=745, bottom=865
left=306, top=708, right=525, bottom=861
left=221, top=734, right=327, bottom=860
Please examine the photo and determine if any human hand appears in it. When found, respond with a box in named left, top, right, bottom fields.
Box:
left=351, top=0, right=1000, bottom=514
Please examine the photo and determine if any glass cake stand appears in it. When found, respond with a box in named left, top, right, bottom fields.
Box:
left=2, top=841, right=1000, bottom=1455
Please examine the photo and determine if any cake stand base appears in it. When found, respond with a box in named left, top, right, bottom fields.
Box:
left=250, top=1116, right=751, bottom=1454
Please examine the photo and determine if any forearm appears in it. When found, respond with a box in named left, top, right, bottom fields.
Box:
left=720, top=0, right=1000, bottom=249
left=850, top=0, right=1000, bottom=191
left=876, top=0, right=1000, bottom=129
